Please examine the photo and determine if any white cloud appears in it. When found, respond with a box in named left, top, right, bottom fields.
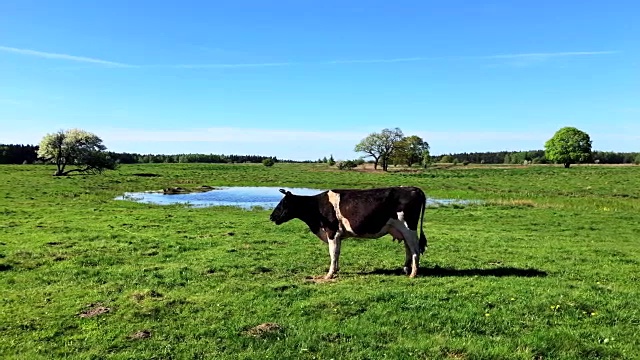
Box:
left=0, top=45, right=133, bottom=67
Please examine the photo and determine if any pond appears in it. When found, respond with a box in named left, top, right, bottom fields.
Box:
left=115, top=186, right=479, bottom=210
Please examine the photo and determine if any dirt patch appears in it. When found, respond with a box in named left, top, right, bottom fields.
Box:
left=163, top=185, right=218, bottom=194
left=78, top=303, right=111, bottom=318
left=131, top=289, right=163, bottom=302
left=244, top=322, right=282, bottom=337
left=163, top=187, right=188, bottom=194
left=46, top=241, right=62, bottom=246
left=304, top=275, right=337, bottom=284
left=129, top=330, right=152, bottom=340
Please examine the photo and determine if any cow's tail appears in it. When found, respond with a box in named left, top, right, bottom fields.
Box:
left=418, top=190, right=428, bottom=254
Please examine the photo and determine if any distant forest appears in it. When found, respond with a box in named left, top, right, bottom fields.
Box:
left=1, top=143, right=638, bottom=165
left=0, top=144, right=289, bottom=165
left=435, top=150, right=640, bottom=165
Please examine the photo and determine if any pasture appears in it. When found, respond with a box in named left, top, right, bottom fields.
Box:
left=1, top=163, right=639, bottom=359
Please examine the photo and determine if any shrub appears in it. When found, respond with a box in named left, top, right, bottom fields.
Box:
left=337, top=160, right=358, bottom=170
left=440, top=155, right=454, bottom=163
left=262, top=158, right=275, bottom=167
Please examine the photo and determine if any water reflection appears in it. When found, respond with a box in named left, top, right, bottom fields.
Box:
left=115, top=186, right=479, bottom=210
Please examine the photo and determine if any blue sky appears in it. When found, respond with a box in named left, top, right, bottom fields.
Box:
left=1, top=0, right=638, bottom=161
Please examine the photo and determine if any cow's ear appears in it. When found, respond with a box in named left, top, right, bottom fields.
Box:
left=279, top=189, right=287, bottom=195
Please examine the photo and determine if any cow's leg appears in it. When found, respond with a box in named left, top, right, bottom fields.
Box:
left=397, top=211, right=414, bottom=275
left=401, top=208, right=424, bottom=277
left=403, top=240, right=412, bottom=275
left=325, top=235, right=342, bottom=279
left=388, top=219, right=420, bottom=277
left=406, top=235, right=420, bottom=278
left=391, top=221, right=420, bottom=278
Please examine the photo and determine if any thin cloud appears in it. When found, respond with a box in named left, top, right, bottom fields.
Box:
left=167, top=62, right=295, bottom=69
left=328, top=51, right=618, bottom=65
left=481, top=51, right=618, bottom=59
left=327, top=57, right=444, bottom=64
left=0, top=45, right=134, bottom=68
left=0, top=44, right=617, bottom=69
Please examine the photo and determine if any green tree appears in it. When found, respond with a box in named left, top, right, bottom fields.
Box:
left=37, top=128, right=116, bottom=176
left=354, top=132, right=385, bottom=170
left=327, top=155, right=336, bottom=166
left=262, top=158, right=275, bottom=167
left=544, top=127, right=592, bottom=168
left=421, top=148, right=432, bottom=169
left=503, top=154, right=511, bottom=164
left=440, top=155, right=454, bottom=163
left=354, top=127, right=404, bottom=171
left=393, top=135, right=429, bottom=167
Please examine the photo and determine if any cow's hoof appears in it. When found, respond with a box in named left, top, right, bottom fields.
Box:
left=323, top=273, right=335, bottom=280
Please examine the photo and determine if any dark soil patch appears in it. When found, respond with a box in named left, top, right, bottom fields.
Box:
left=132, top=173, right=161, bottom=177
left=244, top=322, right=282, bottom=337
left=47, top=242, right=62, bottom=246
left=78, top=303, right=111, bottom=318
left=304, top=275, right=337, bottom=284
left=131, top=289, right=163, bottom=302
left=129, top=330, right=152, bottom=340
left=0, top=264, right=13, bottom=272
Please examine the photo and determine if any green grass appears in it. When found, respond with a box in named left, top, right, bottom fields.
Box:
left=1, top=163, right=639, bottom=359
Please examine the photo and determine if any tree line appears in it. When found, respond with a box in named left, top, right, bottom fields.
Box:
left=2, top=126, right=639, bottom=170
left=0, top=144, right=39, bottom=164
left=437, top=150, right=640, bottom=165
left=106, top=152, right=286, bottom=164
left=2, top=144, right=639, bottom=166
left=0, top=143, right=288, bottom=165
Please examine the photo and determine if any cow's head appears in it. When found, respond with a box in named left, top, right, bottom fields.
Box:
left=270, top=189, right=295, bottom=225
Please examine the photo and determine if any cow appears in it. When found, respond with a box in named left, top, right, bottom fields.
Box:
left=269, top=186, right=428, bottom=279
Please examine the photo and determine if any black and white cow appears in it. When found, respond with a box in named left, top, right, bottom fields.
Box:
left=269, top=186, right=428, bottom=278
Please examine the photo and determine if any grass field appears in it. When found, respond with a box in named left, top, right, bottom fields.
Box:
left=1, top=163, right=639, bottom=359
